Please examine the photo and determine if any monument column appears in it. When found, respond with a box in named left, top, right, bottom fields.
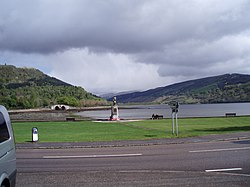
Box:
left=110, top=96, right=119, bottom=120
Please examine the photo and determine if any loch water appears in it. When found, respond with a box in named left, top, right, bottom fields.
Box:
left=77, top=103, right=250, bottom=120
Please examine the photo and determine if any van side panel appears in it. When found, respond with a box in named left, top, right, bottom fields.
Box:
left=0, top=106, right=16, bottom=187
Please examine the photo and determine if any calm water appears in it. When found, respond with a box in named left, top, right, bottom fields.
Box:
left=77, top=103, right=250, bottom=119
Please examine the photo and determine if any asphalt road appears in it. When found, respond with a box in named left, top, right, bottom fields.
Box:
left=16, top=139, right=250, bottom=187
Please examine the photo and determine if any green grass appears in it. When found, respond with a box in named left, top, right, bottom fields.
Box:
left=12, top=116, right=250, bottom=143
left=127, top=116, right=250, bottom=137
left=13, top=121, right=166, bottom=143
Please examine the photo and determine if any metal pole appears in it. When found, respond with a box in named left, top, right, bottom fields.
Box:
left=175, top=112, right=178, bottom=136
left=172, top=112, right=175, bottom=135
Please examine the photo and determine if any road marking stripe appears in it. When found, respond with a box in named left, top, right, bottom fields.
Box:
left=43, top=153, right=142, bottom=159
left=205, top=168, right=242, bottom=172
left=189, top=146, right=250, bottom=153
left=220, top=172, right=250, bottom=177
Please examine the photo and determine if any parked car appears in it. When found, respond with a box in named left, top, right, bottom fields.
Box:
left=0, top=105, right=16, bottom=187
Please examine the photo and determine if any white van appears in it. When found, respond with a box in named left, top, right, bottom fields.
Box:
left=0, top=106, right=16, bottom=187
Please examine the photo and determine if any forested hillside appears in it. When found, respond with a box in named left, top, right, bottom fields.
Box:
left=113, top=74, right=250, bottom=104
left=0, top=65, right=107, bottom=109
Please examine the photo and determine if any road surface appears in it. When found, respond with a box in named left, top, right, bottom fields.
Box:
left=16, top=139, right=250, bottom=186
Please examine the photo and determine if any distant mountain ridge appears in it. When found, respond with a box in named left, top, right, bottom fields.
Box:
left=0, top=65, right=106, bottom=109
left=100, top=90, right=139, bottom=99
left=112, top=74, right=250, bottom=104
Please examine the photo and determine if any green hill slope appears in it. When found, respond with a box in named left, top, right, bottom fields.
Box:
left=114, top=74, right=250, bottom=104
left=0, top=65, right=106, bottom=109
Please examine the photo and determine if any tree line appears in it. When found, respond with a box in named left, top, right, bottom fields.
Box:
left=0, top=85, right=108, bottom=109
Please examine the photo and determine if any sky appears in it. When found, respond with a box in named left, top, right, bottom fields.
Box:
left=1, top=0, right=250, bottom=95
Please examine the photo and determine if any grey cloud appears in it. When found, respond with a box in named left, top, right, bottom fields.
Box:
left=1, top=0, right=249, bottom=54
left=1, top=0, right=250, bottom=90
left=1, top=0, right=165, bottom=53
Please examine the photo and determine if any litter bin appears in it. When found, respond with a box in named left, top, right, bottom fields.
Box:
left=32, top=127, right=38, bottom=142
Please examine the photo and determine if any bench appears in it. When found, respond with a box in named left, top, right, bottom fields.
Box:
left=66, top=117, right=76, bottom=121
left=152, top=114, right=163, bottom=120
left=225, top=113, right=236, bottom=117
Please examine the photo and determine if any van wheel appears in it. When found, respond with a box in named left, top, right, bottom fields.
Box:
left=1, top=179, right=9, bottom=187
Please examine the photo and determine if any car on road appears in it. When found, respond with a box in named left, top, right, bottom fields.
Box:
left=0, top=105, right=16, bottom=187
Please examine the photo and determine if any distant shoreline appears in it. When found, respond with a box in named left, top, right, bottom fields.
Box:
left=9, top=106, right=140, bottom=122
left=8, top=105, right=140, bottom=114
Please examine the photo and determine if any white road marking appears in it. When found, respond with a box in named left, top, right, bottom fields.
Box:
left=205, top=168, right=242, bottom=172
left=189, top=146, right=250, bottom=153
left=219, top=172, right=250, bottom=177
left=43, top=153, right=142, bottom=159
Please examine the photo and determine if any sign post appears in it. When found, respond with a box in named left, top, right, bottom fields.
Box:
left=168, top=101, right=179, bottom=136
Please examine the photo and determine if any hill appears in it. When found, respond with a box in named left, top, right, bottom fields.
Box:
left=100, top=90, right=139, bottom=99
left=112, top=74, right=250, bottom=104
left=0, top=65, right=106, bottom=109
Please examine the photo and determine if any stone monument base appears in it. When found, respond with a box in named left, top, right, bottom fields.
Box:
left=110, top=118, right=120, bottom=121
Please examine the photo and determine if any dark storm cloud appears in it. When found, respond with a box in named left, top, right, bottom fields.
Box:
left=2, top=0, right=249, bottom=54
left=1, top=0, right=167, bottom=53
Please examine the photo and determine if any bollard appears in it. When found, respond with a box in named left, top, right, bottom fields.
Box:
left=32, top=127, right=38, bottom=142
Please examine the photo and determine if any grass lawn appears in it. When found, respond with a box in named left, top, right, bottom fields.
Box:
left=127, top=116, right=250, bottom=137
left=12, top=116, right=250, bottom=143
